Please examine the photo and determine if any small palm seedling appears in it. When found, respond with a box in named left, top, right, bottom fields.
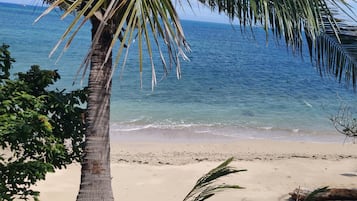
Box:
left=183, top=157, right=246, bottom=201
left=290, top=186, right=357, bottom=200
left=303, top=186, right=329, bottom=201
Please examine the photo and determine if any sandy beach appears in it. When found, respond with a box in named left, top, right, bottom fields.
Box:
left=34, top=134, right=357, bottom=201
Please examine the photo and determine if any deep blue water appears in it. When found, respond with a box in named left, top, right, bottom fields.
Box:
left=1, top=2, right=356, bottom=142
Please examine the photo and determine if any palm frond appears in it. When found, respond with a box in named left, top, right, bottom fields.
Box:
left=183, top=157, right=246, bottom=201
left=197, top=0, right=329, bottom=53
left=197, top=0, right=357, bottom=88
left=310, top=20, right=357, bottom=89
left=38, top=0, right=190, bottom=89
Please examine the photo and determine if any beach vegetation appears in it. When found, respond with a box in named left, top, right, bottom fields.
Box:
left=289, top=186, right=330, bottom=201
left=290, top=186, right=357, bottom=200
left=0, top=44, right=87, bottom=201
left=303, top=186, right=330, bottom=201
left=330, top=103, right=357, bottom=143
left=35, top=0, right=357, bottom=200
left=183, top=157, right=246, bottom=201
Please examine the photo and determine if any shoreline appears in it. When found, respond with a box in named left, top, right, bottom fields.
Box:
left=110, top=122, right=351, bottom=144
left=34, top=137, right=357, bottom=201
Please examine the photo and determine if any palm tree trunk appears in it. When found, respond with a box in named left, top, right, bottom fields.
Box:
left=76, top=17, right=114, bottom=201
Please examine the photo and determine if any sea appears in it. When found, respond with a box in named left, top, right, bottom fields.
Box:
left=1, top=2, right=356, bottom=143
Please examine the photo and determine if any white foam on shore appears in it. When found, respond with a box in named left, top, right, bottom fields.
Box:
left=110, top=122, right=346, bottom=143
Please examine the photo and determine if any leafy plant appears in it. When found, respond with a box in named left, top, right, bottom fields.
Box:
left=290, top=186, right=330, bottom=201
left=0, top=44, right=87, bottom=200
left=183, top=157, right=246, bottom=201
left=0, top=44, right=14, bottom=80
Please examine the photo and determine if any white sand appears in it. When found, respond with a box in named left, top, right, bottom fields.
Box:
left=34, top=139, right=357, bottom=201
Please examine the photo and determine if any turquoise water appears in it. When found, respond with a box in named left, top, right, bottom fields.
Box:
left=1, top=2, right=356, bottom=142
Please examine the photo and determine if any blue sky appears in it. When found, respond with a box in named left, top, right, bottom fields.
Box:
left=174, top=1, right=230, bottom=23
left=0, top=0, right=230, bottom=23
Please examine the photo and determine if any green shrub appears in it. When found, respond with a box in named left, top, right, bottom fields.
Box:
left=0, top=44, right=87, bottom=200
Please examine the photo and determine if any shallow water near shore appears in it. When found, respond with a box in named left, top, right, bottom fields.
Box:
left=1, top=2, right=357, bottom=143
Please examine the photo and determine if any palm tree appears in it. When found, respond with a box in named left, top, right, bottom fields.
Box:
left=38, top=1, right=189, bottom=200
left=36, top=0, right=357, bottom=200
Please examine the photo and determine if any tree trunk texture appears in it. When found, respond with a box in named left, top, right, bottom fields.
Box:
left=290, top=188, right=357, bottom=201
left=76, top=17, right=114, bottom=201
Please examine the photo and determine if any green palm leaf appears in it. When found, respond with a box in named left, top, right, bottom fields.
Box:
left=310, top=19, right=357, bottom=88
left=304, top=186, right=329, bottom=201
left=37, top=0, right=190, bottom=90
left=198, top=0, right=328, bottom=51
left=198, top=0, right=357, bottom=88
left=183, top=157, right=246, bottom=201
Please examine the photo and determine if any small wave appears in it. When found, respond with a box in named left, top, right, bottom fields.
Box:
left=195, top=130, right=210, bottom=134
left=111, top=124, right=153, bottom=132
left=258, top=126, right=273, bottom=130
left=109, top=122, right=341, bottom=142
left=120, top=116, right=150, bottom=124
left=303, top=100, right=313, bottom=108
left=111, top=122, right=223, bottom=133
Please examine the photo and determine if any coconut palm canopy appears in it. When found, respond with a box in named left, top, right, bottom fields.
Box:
left=38, top=0, right=190, bottom=90
left=37, top=0, right=357, bottom=89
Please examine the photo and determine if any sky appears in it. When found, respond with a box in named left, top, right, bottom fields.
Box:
left=0, top=0, right=230, bottom=24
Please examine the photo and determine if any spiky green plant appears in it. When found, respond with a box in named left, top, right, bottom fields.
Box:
left=36, top=0, right=190, bottom=89
left=304, top=186, right=330, bottom=201
left=183, top=157, right=246, bottom=201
